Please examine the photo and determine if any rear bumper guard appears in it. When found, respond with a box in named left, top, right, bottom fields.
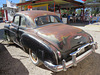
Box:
left=44, top=42, right=98, bottom=72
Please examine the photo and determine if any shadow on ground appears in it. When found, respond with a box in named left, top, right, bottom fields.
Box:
left=0, top=29, right=4, bottom=40
left=0, top=43, right=29, bottom=75
left=68, top=21, right=89, bottom=27
left=0, top=29, right=29, bottom=75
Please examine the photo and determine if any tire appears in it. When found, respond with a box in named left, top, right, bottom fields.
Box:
left=6, top=35, right=11, bottom=42
left=29, top=49, right=42, bottom=66
left=4, top=30, right=11, bottom=42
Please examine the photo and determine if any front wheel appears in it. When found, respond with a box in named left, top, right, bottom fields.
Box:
left=29, top=49, right=42, bottom=66
left=5, top=34, right=13, bottom=44
left=6, top=35, right=11, bottom=42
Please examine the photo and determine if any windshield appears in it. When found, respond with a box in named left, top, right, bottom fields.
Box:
left=35, top=15, right=62, bottom=26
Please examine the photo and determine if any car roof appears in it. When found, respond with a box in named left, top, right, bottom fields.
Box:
left=17, top=10, right=57, bottom=22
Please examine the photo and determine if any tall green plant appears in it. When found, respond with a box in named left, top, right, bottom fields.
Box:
left=76, top=9, right=81, bottom=15
left=0, top=12, right=2, bottom=17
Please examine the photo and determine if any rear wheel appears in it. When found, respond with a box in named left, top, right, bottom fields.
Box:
left=29, top=49, right=42, bottom=66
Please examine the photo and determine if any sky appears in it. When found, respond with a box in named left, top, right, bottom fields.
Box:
left=0, top=0, right=84, bottom=7
left=75, top=0, right=84, bottom=2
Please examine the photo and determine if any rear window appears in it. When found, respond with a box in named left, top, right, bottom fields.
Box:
left=35, top=15, right=62, bottom=26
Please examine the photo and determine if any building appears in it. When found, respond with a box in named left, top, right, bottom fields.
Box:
left=16, top=0, right=84, bottom=12
left=16, top=0, right=85, bottom=23
left=3, top=1, right=17, bottom=21
left=85, top=0, right=100, bottom=16
left=0, top=7, right=4, bottom=22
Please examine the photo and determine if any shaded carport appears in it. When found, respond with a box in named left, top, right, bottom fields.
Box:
left=16, top=0, right=85, bottom=22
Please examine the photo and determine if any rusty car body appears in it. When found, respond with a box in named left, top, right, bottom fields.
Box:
left=4, top=10, right=98, bottom=72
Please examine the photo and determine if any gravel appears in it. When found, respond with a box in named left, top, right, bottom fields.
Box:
left=0, top=23, right=100, bottom=75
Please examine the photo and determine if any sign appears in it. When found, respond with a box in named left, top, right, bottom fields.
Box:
left=82, top=0, right=86, bottom=1
left=7, top=8, right=16, bottom=21
left=28, top=5, right=32, bottom=9
left=6, top=0, right=17, bottom=9
left=3, top=4, right=7, bottom=7
left=30, top=0, right=38, bottom=1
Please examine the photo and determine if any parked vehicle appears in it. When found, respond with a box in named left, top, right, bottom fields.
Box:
left=4, top=10, right=98, bottom=72
left=0, top=17, right=3, bottom=23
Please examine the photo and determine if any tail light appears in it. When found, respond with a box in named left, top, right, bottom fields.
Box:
left=57, top=51, right=61, bottom=59
left=89, top=36, right=93, bottom=42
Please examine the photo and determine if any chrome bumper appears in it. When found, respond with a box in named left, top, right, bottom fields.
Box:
left=44, top=42, right=98, bottom=72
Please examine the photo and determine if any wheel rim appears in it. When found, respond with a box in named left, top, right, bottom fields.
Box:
left=29, top=49, right=38, bottom=64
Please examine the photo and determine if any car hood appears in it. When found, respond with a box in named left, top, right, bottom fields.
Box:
left=36, top=23, right=91, bottom=52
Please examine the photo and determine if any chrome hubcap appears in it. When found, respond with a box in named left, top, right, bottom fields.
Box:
left=30, top=49, right=38, bottom=64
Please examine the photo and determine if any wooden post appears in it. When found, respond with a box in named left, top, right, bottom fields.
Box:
left=6, top=10, right=8, bottom=21
left=1, top=10, right=3, bottom=19
left=21, top=6, right=22, bottom=11
left=47, top=4, right=48, bottom=11
left=1, top=9, right=3, bottom=19
left=59, top=6, right=61, bottom=19
left=83, top=8, right=84, bottom=21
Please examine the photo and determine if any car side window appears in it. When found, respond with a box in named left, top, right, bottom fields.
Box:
left=13, top=16, right=20, bottom=25
left=20, top=16, right=31, bottom=28
left=20, top=16, right=27, bottom=27
left=50, top=16, right=58, bottom=22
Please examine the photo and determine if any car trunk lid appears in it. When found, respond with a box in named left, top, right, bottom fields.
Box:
left=36, top=23, right=90, bottom=52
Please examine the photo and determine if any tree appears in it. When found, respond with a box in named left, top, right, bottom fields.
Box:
left=0, top=12, right=2, bottom=17
left=76, top=9, right=81, bottom=15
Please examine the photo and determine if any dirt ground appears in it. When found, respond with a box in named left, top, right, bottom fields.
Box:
left=0, top=23, right=100, bottom=75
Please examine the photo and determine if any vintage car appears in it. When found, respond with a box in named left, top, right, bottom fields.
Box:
left=4, top=10, right=98, bottom=72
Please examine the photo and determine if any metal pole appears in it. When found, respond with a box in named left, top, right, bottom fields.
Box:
left=83, top=6, right=85, bottom=22
left=59, top=6, right=61, bottom=19
left=54, top=1, right=55, bottom=13
left=6, top=10, right=8, bottom=21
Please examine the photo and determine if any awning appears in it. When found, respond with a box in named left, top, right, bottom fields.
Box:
left=85, top=2, right=100, bottom=7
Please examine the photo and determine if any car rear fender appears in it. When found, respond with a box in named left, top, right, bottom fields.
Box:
left=20, top=33, right=58, bottom=65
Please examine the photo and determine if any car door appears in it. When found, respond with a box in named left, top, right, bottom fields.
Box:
left=17, top=15, right=32, bottom=45
left=9, top=15, right=21, bottom=44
